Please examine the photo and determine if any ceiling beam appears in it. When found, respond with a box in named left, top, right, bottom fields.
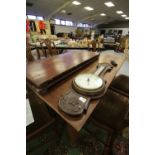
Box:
left=78, top=13, right=99, bottom=23
left=78, top=13, right=109, bottom=25
left=46, top=0, right=73, bottom=20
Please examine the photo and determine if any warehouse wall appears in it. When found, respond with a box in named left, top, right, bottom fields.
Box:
left=54, top=25, right=91, bottom=34
left=55, top=25, right=77, bottom=34
left=97, top=21, right=129, bottom=36
left=102, top=28, right=129, bottom=36
left=98, top=21, right=129, bottom=29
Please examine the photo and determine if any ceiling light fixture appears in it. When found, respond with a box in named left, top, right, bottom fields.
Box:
left=100, top=13, right=106, bottom=16
left=104, top=1, right=115, bottom=7
left=125, top=17, right=129, bottom=20
left=84, top=6, right=94, bottom=11
left=121, top=14, right=127, bottom=17
left=116, top=10, right=123, bottom=14
left=61, top=10, right=66, bottom=13
left=72, top=1, right=81, bottom=5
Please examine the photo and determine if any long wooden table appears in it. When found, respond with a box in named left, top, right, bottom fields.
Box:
left=27, top=51, right=125, bottom=132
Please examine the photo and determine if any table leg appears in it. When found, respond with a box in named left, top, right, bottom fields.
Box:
left=36, top=48, right=41, bottom=59
left=61, top=49, right=64, bottom=54
left=66, top=124, right=79, bottom=146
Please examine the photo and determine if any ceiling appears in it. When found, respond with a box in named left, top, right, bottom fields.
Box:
left=26, top=0, right=129, bottom=25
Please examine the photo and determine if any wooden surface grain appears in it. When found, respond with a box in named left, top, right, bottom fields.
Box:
left=27, top=51, right=99, bottom=89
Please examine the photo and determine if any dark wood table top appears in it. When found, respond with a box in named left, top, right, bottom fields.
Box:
left=27, top=51, right=125, bottom=131
left=27, top=51, right=99, bottom=90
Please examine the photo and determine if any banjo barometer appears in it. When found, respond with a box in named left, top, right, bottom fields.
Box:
left=59, top=61, right=117, bottom=115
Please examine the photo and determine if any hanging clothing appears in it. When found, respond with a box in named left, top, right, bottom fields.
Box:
left=35, top=21, right=40, bottom=33
left=29, top=20, right=36, bottom=32
left=26, top=20, right=30, bottom=33
left=38, top=20, right=46, bottom=34
left=38, top=21, right=46, bottom=30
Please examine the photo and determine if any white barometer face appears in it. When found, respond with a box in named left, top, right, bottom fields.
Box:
left=74, top=73, right=103, bottom=90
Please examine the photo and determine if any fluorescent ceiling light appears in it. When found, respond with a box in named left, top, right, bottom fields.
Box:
left=55, top=19, right=60, bottom=25
left=125, top=17, right=129, bottom=20
left=61, top=10, right=66, bottom=13
left=121, top=14, right=127, bottom=17
left=27, top=15, right=36, bottom=20
left=100, top=13, right=106, bottom=16
left=84, top=6, right=94, bottom=11
left=116, top=10, right=123, bottom=14
left=37, top=16, right=43, bottom=20
left=72, top=1, right=81, bottom=5
left=104, top=1, right=115, bottom=7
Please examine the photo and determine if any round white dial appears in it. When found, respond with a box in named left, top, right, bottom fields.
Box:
left=74, top=73, right=103, bottom=90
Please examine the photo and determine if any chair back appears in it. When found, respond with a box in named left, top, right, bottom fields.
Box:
left=92, top=89, right=129, bottom=131
left=92, top=40, right=97, bottom=52
left=40, top=42, right=47, bottom=57
left=117, top=37, right=126, bottom=52
left=43, top=39, right=58, bottom=56
left=26, top=43, right=34, bottom=62
left=88, top=40, right=97, bottom=52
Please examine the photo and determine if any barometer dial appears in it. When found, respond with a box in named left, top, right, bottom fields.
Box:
left=74, top=73, right=103, bottom=91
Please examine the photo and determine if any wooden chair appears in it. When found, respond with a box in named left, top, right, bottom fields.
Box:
left=92, top=89, right=128, bottom=131
left=116, top=36, right=126, bottom=52
left=91, top=89, right=129, bottom=150
left=110, top=75, right=129, bottom=97
left=26, top=44, right=34, bottom=62
left=26, top=44, right=43, bottom=62
left=92, top=40, right=97, bottom=52
left=97, top=37, right=104, bottom=50
left=39, top=41, right=48, bottom=58
left=88, top=40, right=97, bottom=52
left=43, top=39, right=59, bottom=56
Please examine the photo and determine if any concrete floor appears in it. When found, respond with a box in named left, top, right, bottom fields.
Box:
left=117, top=59, right=129, bottom=76
left=100, top=50, right=129, bottom=77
